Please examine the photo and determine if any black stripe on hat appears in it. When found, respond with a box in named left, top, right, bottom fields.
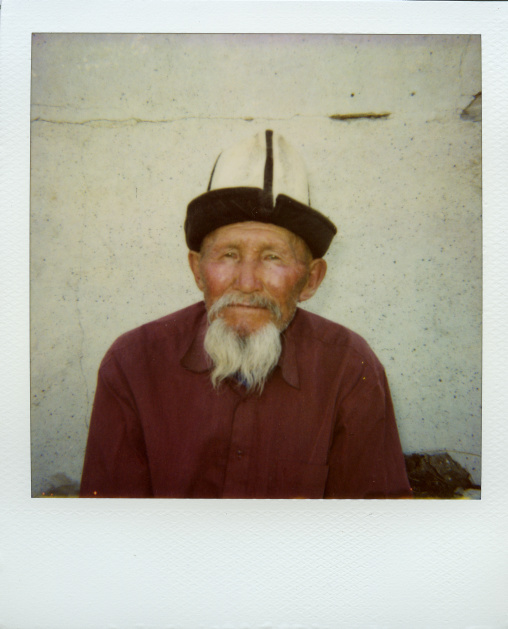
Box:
left=207, top=153, right=221, bottom=191
left=262, top=129, right=274, bottom=211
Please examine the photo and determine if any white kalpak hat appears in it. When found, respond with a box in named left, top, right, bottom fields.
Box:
left=185, top=130, right=337, bottom=258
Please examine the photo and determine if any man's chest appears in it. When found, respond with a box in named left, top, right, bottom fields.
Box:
left=136, top=371, right=337, bottom=498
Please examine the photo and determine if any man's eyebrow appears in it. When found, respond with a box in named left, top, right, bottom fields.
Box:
left=210, top=240, right=241, bottom=251
left=257, top=242, right=297, bottom=256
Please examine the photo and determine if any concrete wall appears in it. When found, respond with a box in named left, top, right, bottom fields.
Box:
left=30, top=33, right=481, bottom=495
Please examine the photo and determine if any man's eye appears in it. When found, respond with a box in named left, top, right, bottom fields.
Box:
left=223, top=251, right=237, bottom=259
left=265, top=254, right=280, bottom=261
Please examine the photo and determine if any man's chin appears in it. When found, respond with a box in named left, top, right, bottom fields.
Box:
left=204, top=310, right=283, bottom=393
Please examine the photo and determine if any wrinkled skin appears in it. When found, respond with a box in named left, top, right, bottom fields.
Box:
left=189, top=222, right=327, bottom=337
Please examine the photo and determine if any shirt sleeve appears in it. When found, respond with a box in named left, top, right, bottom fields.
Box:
left=80, top=355, right=153, bottom=498
left=324, top=359, right=412, bottom=499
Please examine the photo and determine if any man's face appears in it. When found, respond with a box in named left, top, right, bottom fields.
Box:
left=189, top=222, right=323, bottom=336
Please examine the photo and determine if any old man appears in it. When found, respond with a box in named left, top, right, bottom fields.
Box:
left=80, top=130, right=411, bottom=499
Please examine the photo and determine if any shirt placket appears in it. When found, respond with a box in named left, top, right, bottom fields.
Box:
left=222, top=391, right=256, bottom=498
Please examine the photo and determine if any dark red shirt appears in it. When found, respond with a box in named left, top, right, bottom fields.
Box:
left=80, top=302, right=411, bottom=499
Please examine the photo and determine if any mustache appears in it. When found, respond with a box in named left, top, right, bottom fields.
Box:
left=207, top=293, right=282, bottom=323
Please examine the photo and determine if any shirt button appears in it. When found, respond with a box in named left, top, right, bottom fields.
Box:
left=237, top=450, right=243, bottom=459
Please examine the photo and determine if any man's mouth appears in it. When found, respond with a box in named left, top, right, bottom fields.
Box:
left=227, top=303, right=267, bottom=309
left=207, top=293, right=283, bottom=323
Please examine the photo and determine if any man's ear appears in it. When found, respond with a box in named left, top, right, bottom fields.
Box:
left=188, top=251, right=205, bottom=292
left=298, top=258, right=327, bottom=302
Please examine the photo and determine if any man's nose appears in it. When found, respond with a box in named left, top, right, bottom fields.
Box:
left=233, top=260, right=263, bottom=293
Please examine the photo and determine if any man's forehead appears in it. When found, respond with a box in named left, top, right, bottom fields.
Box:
left=203, top=221, right=306, bottom=251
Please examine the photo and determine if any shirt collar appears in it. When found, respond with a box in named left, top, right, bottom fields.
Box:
left=180, top=308, right=210, bottom=373
left=278, top=319, right=300, bottom=389
left=180, top=304, right=301, bottom=390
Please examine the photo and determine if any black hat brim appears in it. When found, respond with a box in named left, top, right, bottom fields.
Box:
left=185, top=187, right=337, bottom=259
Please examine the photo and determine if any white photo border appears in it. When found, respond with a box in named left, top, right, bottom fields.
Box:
left=1, top=2, right=507, bottom=627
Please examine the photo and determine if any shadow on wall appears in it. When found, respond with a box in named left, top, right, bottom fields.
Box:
left=39, top=473, right=80, bottom=497
left=36, top=452, right=481, bottom=499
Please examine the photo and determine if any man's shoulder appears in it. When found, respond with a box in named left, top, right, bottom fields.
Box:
left=103, top=302, right=206, bottom=363
left=293, top=308, right=383, bottom=367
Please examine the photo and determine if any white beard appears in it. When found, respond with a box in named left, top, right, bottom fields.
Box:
left=204, top=317, right=282, bottom=394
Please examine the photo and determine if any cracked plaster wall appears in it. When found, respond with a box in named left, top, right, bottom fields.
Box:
left=30, top=33, right=482, bottom=495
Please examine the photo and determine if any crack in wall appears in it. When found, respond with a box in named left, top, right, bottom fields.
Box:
left=31, top=115, right=291, bottom=126
left=457, top=34, right=472, bottom=78
left=75, top=132, right=93, bottom=429
left=445, top=448, right=481, bottom=458
left=32, top=116, right=181, bottom=126
left=31, top=112, right=393, bottom=127
left=76, top=300, right=90, bottom=429
left=460, top=92, right=481, bottom=122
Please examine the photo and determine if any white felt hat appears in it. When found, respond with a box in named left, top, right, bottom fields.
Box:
left=185, top=130, right=336, bottom=258
left=209, top=130, right=310, bottom=206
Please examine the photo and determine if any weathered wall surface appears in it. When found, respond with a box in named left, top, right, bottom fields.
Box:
left=30, top=34, right=481, bottom=495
